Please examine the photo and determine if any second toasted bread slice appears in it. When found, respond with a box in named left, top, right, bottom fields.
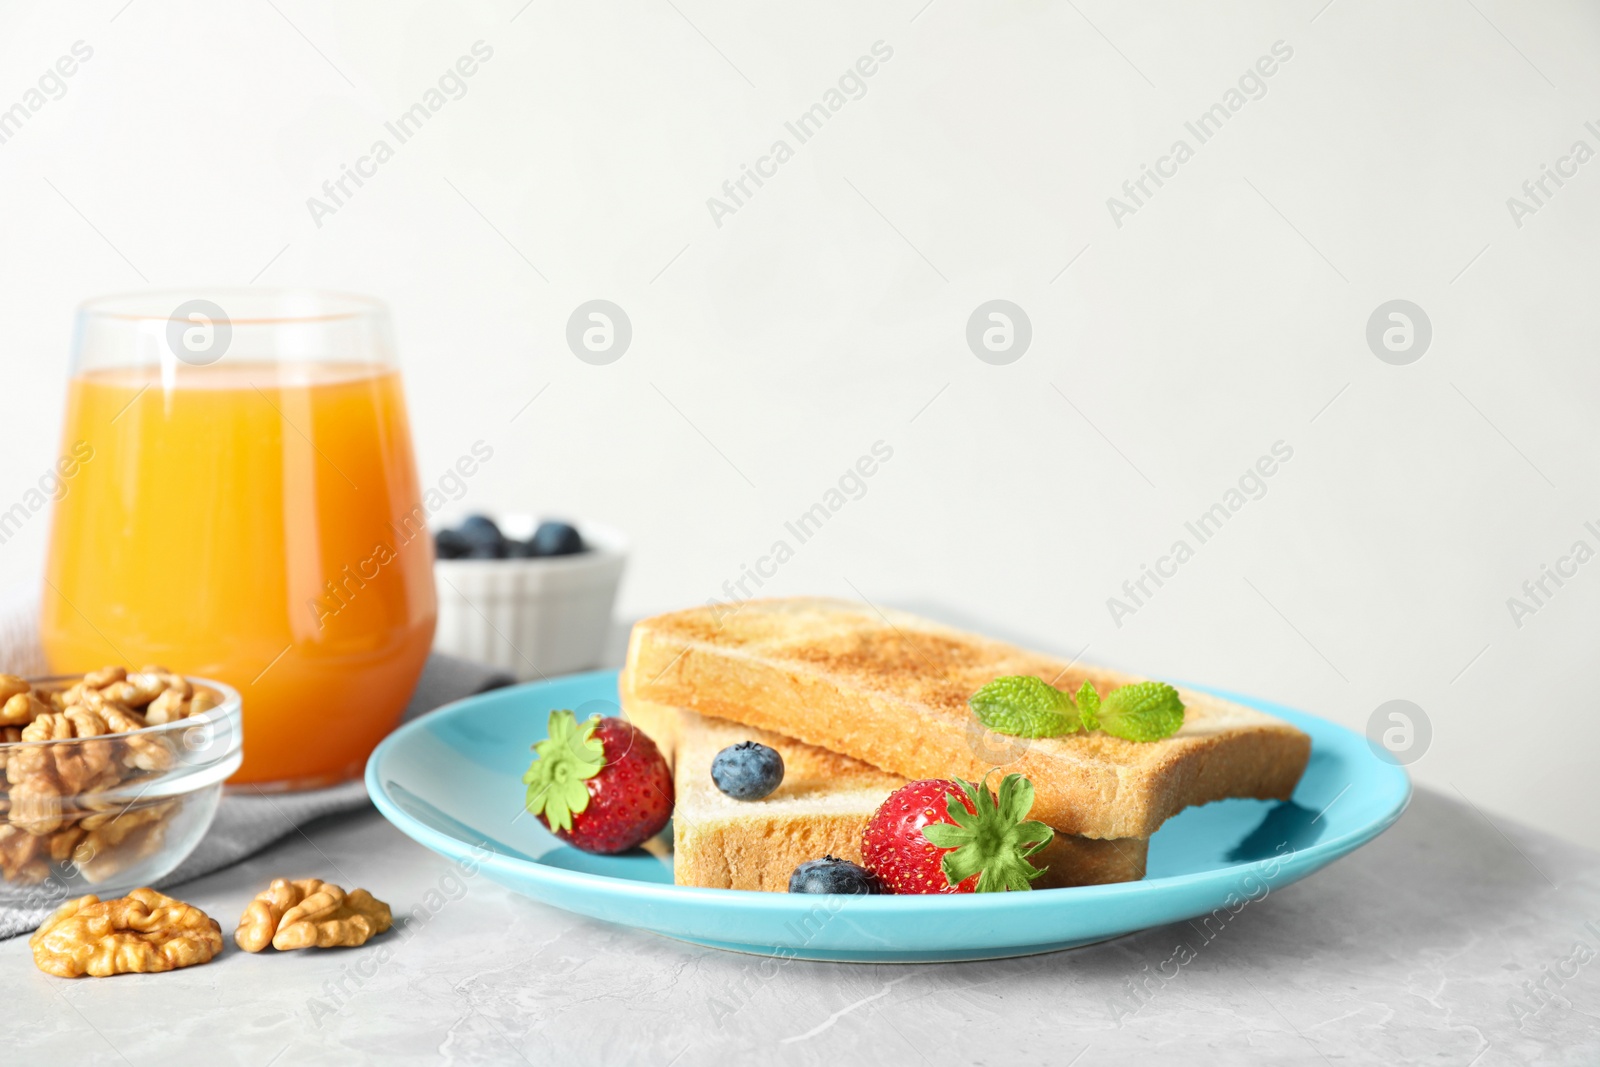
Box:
left=625, top=597, right=1311, bottom=840
left=623, top=688, right=1148, bottom=892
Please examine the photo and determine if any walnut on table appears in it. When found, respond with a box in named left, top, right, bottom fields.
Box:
left=29, top=887, right=223, bottom=977
left=235, top=878, right=394, bottom=952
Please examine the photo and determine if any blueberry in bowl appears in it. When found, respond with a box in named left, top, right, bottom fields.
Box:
left=433, top=515, right=586, bottom=560
left=454, top=514, right=511, bottom=558
left=434, top=527, right=472, bottom=560
left=528, top=521, right=584, bottom=557
left=430, top=516, right=625, bottom=681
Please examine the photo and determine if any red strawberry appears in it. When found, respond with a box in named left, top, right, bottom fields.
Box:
left=523, top=711, right=673, bottom=854
left=860, top=774, right=1053, bottom=894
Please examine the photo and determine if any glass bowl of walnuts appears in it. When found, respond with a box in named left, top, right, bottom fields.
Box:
left=0, top=666, right=242, bottom=911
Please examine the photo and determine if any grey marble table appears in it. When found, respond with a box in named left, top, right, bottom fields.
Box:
left=7, top=786, right=1597, bottom=1065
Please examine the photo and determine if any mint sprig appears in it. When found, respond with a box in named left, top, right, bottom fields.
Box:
left=920, top=774, right=1054, bottom=892
left=967, top=676, right=1185, bottom=743
left=522, top=710, right=605, bottom=832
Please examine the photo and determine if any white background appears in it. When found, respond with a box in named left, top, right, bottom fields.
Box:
left=1, top=1, right=1596, bottom=850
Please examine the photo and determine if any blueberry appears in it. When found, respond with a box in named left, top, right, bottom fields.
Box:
left=710, top=741, right=784, bottom=800
left=528, top=520, right=585, bottom=557
left=789, top=856, right=884, bottom=895
left=434, top=528, right=471, bottom=560
left=458, top=514, right=504, bottom=545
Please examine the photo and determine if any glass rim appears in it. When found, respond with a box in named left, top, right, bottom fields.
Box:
left=77, top=288, right=388, bottom=326
left=0, top=672, right=243, bottom=753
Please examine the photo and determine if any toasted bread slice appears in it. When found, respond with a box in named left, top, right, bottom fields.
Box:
left=622, top=688, right=1148, bottom=892
left=624, top=598, right=1310, bottom=840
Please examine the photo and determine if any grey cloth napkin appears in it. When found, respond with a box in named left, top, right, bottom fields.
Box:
left=0, top=651, right=513, bottom=940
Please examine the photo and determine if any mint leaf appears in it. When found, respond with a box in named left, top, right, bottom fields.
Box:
left=1096, top=681, right=1185, bottom=742
left=968, top=676, right=1081, bottom=739
left=1075, top=681, right=1101, bottom=732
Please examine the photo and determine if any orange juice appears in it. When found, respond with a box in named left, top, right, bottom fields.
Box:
left=40, top=361, right=437, bottom=787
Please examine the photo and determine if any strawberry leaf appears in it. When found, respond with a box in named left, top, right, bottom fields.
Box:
left=996, top=772, right=1037, bottom=825
left=921, top=823, right=974, bottom=848
left=522, top=710, right=605, bottom=832
left=923, top=775, right=1055, bottom=892
left=944, top=783, right=980, bottom=829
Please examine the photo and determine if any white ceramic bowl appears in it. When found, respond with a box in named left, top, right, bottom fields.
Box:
left=431, top=520, right=626, bottom=681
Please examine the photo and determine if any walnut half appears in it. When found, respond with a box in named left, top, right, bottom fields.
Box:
left=234, top=878, right=393, bottom=952
left=29, top=888, right=223, bottom=978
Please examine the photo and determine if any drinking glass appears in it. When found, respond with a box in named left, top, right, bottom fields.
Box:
left=40, top=290, right=437, bottom=789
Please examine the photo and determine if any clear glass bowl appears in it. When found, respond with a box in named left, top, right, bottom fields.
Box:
left=0, top=673, right=242, bottom=910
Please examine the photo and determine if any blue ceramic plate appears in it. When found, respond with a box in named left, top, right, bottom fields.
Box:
left=367, top=670, right=1409, bottom=963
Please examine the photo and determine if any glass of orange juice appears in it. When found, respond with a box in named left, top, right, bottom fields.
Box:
left=40, top=290, right=437, bottom=790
